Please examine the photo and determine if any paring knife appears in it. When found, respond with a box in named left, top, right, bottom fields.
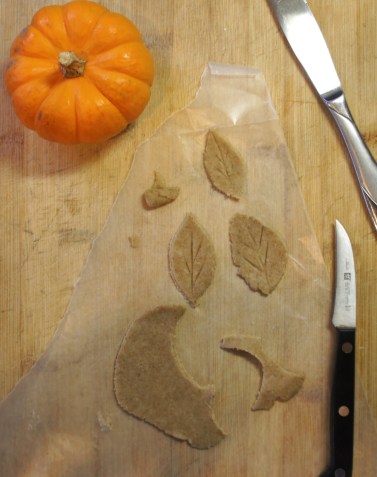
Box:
left=321, top=220, right=356, bottom=477
left=266, top=0, right=377, bottom=234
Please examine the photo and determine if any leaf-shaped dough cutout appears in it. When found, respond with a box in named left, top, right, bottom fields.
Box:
left=203, top=130, right=246, bottom=200
left=114, top=305, right=225, bottom=449
left=143, top=171, right=180, bottom=209
left=229, top=214, right=287, bottom=295
left=220, top=335, right=305, bottom=410
left=169, top=214, right=216, bottom=307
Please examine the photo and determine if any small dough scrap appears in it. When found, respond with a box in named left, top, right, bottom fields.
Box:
left=142, top=172, right=180, bottom=209
left=128, top=235, right=141, bottom=248
left=114, top=305, right=225, bottom=449
left=229, top=214, right=288, bottom=295
left=203, top=130, right=246, bottom=199
left=220, top=335, right=304, bottom=410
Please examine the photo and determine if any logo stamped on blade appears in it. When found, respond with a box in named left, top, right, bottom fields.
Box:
left=343, top=259, right=352, bottom=310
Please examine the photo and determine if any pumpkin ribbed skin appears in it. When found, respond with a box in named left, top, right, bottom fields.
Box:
left=5, top=1, right=154, bottom=144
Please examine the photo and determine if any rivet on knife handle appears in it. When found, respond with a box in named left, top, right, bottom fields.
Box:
left=266, top=0, right=377, bottom=234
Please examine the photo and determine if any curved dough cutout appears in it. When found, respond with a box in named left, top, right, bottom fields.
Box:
left=142, top=171, right=180, bottom=209
left=220, top=335, right=304, bottom=410
left=114, top=305, right=225, bottom=449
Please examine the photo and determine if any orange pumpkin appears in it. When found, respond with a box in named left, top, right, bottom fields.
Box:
left=4, top=0, right=154, bottom=144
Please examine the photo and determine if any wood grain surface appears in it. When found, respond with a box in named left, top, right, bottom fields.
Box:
left=0, top=0, right=376, bottom=468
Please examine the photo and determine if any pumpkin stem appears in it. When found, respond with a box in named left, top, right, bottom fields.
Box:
left=59, top=51, right=86, bottom=78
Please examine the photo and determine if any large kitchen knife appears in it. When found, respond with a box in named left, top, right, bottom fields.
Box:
left=321, top=220, right=356, bottom=477
left=266, top=0, right=377, bottom=234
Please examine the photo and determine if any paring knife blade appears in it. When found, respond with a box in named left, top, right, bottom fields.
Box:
left=321, top=220, right=356, bottom=477
left=266, top=0, right=377, bottom=234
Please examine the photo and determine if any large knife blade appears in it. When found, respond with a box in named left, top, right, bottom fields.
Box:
left=267, top=0, right=377, bottom=234
left=321, top=220, right=356, bottom=477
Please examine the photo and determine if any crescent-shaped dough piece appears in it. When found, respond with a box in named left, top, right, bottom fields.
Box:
left=114, top=305, right=225, bottom=449
left=220, top=335, right=304, bottom=410
left=142, top=171, right=180, bottom=209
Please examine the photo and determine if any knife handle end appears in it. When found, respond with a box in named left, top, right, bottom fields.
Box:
left=320, top=328, right=355, bottom=477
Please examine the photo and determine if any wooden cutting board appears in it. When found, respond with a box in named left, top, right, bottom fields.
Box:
left=0, top=66, right=334, bottom=476
left=0, top=1, right=376, bottom=475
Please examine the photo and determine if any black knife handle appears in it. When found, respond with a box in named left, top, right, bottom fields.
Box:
left=320, top=328, right=355, bottom=477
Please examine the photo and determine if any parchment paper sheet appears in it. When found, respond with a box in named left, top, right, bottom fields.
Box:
left=0, top=63, right=375, bottom=476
